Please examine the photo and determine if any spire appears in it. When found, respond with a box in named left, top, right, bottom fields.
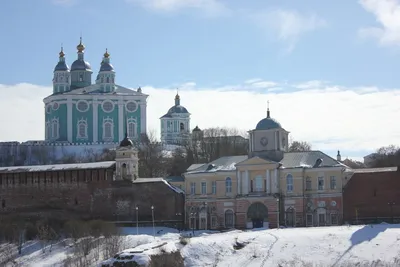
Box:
left=104, top=48, right=110, bottom=58
left=77, top=36, right=85, bottom=53
left=267, top=100, right=270, bottom=118
left=175, top=89, right=180, bottom=106
left=59, top=44, right=65, bottom=58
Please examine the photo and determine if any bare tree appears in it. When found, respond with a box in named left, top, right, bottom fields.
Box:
left=288, top=140, right=312, bottom=152
left=370, top=145, right=400, bottom=168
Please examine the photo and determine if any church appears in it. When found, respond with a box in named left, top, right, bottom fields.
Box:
left=44, top=38, right=148, bottom=145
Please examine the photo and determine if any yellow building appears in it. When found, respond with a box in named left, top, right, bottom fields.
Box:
left=184, top=108, right=348, bottom=229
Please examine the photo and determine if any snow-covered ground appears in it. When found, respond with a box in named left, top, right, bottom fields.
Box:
left=4, top=224, right=400, bottom=266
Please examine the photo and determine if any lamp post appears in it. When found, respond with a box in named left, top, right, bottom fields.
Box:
left=203, top=202, right=208, bottom=231
left=190, top=212, right=196, bottom=236
left=276, top=198, right=280, bottom=229
left=388, top=202, right=395, bottom=223
left=151, top=205, right=155, bottom=238
left=135, top=206, right=139, bottom=235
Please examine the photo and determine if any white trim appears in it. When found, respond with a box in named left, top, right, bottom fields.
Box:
left=76, top=118, right=88, bottom=139
left=45, top=121, right=51, bottom=140
left=101, top=100, right=115, bottom=113
left=46, top=104, right=52, bottom=114
left=51, top=117, right=59, bottom=140
left=237, top=170, right=241, bottom=194
left=118, top=102, right=124, bottom=141
left=140, top=103, right=147, bottom=134
left=127, top=117, right=137, bottom=138
left=125, top=101, right=138, bottom=113
left=93, top=99, right=98, bottom=143
left=76, top=100, right=90, bottom=113
left=52, top=102, right=59, bottom=111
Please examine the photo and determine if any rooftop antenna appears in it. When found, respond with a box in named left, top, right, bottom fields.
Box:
left=267, top=100, right=270, bottom=118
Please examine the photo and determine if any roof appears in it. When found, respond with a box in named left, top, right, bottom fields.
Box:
left=0, top=161, right=116, bottom=173
left=165, top=175, right=185, bottom=182
left=351, top=167, right=398, bottom=173
left=133, top=177, right=184, bottom=194
left=187, top=164, right=205, bottom=171
left=280, top=151, right=342, bottom=169
left=186, top=155, right=248, bottom=174
left=256, top=117, right=282, bottom=130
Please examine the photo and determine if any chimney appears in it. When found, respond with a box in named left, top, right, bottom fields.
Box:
left=337, top=150, right=341, bottom=161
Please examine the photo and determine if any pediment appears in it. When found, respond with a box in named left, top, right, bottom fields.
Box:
left=235, top=156, right=277, bottom=167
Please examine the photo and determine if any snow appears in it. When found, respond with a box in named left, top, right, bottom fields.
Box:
left=133, top=177, right=185, bottom=194
left=5, top=224, right=400, bottom=266
left=0, top=161, right=115, bottom=173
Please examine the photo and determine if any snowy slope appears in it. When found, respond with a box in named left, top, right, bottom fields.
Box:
left=6, top=224, right=400, bottom=267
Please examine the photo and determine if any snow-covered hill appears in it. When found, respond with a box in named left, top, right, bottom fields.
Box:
left=4, top=224, right=400, bottom=267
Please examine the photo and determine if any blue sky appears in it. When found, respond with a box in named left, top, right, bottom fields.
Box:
left=1, top=0, right=400, bottom=161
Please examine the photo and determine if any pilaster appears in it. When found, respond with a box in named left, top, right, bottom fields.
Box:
left=140, top=103, right=147, bottom=134
left=237, top=170, right=241, bottom=194
left=92, top=98, right=98, bottom=143
left=266, top=169, right=270, bottom=193
left=118, top=100, right=124, bottom=142
left=67, top=99, right=73, bottom=142
left=273, top=169, right=278, bottom=193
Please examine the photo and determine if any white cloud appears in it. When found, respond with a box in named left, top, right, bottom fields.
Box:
left=250, top=9, right=326, bottom=52
left=126, top=0, right=228, bottom=15
left=359, top=0, right=400, bottom=47
left=1, top=81, right=400, bottom=159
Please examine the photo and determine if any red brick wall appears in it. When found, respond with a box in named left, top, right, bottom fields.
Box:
left=343, top=170, right=400, bottom=223
left=0, top=169, right=185, bottom=225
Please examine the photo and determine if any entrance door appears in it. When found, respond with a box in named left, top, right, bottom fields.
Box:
left=199, top=218, right=207, bottom=230
left=286, top=208, right=295, bottom=227
left=252, top=218, right=263, bottom=228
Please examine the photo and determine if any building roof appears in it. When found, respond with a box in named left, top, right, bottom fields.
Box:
left=185, top=155, right=248, bottom=174
left=280, top=151, right=342, bottom=169
left=133, top=177, right=184, bottom=194
left=351, top=167, right=398, bottom=173
left=255, top=117, right=282, bottom=130
left=0, top=161, right=116, bottom=173
left=187, top=163, right=205, bottom=171
left=165, top=175, right=185, bottom=182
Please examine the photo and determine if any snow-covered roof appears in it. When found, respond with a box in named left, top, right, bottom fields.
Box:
left=280, top=151, right=343, bottom=169
left=351, top=167, right=398, bottom=173
left=0, top=161, right=116, bottom=173
left=133, top=178, right=184, bottom=194
left=185, top=155, right=248, bottom=175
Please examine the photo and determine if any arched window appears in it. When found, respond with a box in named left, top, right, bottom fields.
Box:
left=77, top=119, right=88, bottom=139
left=106, top=77, right=110, bottom=83
left=286, top=174, right=293, bottom=192
left=121, top=163, right=127, bottom=179
left=224, top=210, right=234, bottom=228
left=102, top=118, right=114, bottom=141
left=180, top=122, right=185, bottom=132
left=225, top=177, right=232, bottom=193
left=127, top=118, right=137, bottom=138
left=51, top=118, right=59, bottom=139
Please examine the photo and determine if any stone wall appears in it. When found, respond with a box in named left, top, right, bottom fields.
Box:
left=0, top=168, right=184, bottom=226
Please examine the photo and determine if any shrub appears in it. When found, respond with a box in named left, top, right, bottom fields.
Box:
left=179, top=236, right=189, bottom=246
left=149, top=251, right=184, bottom=267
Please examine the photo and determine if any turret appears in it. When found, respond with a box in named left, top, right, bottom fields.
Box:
left=52, top=47, right=71, bottom=94
left=96, top=49, right=116, bottom=93
left=70, top=37, right=92, bottom=89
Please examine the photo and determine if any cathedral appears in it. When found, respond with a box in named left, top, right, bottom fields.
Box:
left=44, top=38, right=148, bottom=145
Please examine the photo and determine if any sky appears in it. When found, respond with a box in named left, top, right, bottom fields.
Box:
left=1, top=0, right=400, bottom=161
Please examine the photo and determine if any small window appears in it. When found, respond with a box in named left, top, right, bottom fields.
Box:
left=286, top=174, right=294, bottom=192
left=331, top=213, right=338, bottom=225
left=225, top=177, right=232, bottom=193
left=190, top=182, right=196, bottom=195
left=306, top=177, right=311, bottom=191
left=330, top=176, right=336, bottom=190
left=212, top=181, right=217, bottom=194
left=201, top=182, right=207, bottom=195
left=318, top=177, right=324, bottom=190
left=224, top=210, right=234, bottom=228
left=180, top=122, right=185, bottom=132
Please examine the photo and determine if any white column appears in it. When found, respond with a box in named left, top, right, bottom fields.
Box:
left=237, top=170, right=241, bottom=194
left=273, top=169, right=278, bottom=193
left=67, top=99, right=73, bottom=142
left=266, top=169, right=270, bottom=193
left=118, top=100, right=124, bottom=141
left=140, top=103, right=147, bottom=134
left=244, top=170, right=249, bottom=194
left=92, top=99, right=98, bottom=143
left=275, top=131, right=278, bottom=150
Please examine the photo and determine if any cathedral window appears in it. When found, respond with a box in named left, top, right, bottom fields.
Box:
left=180, top=122, right=185, bottom=132
left=106, top=77, right=110, bottom=83
left=127, top=118, right=137, bottom=138
left=76, top=100, right=89, bottom=113
left=79, top=73, right=83, bottom=82
left=102, top=117, right=114, bottom=141
left=125, top=101, right=138, bottom=113
left=51, top=118, right=59, bottom=140
left=52, top=102, right=59, bottom=111
left=102, top=101, right=114, bottom=113
left=46, top=104, right=52, bottom=114
left=76, top=119, right=88, bottom=139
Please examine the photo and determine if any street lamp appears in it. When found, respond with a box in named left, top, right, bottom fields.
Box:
left=276, top=198, right=280, bottom=229
left=136, top=206, right=139, bottom=235
left=190, top=212, right=196, bottom=236
left=203, top=202, right=208, bottom=231
left=388, top=202, right=395, bottom=223
left=175, top=213, right=182, bottom=232
left=151, top=205, right=155, bottom=238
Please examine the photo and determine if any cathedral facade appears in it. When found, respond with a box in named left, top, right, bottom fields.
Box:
left=44, top=38, right=148, bottom=145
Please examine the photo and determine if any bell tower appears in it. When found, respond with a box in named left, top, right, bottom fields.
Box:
left=115, top=133, right=139, bottom=181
